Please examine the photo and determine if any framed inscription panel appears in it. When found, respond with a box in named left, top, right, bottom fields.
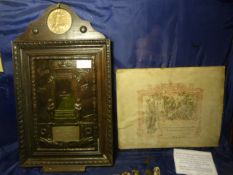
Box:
left=13, top=4, right=113, bottom=172
left=117, top=67, right=225, bottom=149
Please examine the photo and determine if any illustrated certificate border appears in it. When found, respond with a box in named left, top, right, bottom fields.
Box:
left=117, top=66, right=225, bottom=149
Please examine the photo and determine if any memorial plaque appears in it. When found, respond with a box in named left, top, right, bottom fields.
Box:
left=117, top=67, right=225, bottom=149
left=13, top=3, right=113, bottom=172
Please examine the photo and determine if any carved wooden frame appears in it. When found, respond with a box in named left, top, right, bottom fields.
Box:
left=13, top=4, right=113, bottom=172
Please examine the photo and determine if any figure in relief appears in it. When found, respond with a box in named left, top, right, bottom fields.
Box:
left=47, top=98, right=55, bottom=120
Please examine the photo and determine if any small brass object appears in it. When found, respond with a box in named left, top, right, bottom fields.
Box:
left=132, top=169, right=140, bottom=175
left=80, top=26, right=87, bottom=33
left=153, top=166, right=160, bottom=175
left=32, top=28, right=39, bottom=34
left=0, top=53, right=3, bottom=72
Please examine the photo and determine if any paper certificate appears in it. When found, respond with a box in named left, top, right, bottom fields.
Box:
left=117, top=66, right=225, bottom=149
left=174, top=149, right=218, bottom=175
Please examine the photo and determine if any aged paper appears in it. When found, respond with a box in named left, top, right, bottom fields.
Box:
left=174, top=149, right=218, bottom=175
left=117, top=67, right=225, bottom=149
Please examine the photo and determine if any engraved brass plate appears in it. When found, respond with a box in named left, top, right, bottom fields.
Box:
left=13, top=3, right=113, bottom=172
left=47, top=8, right=72, bottom=34
left=52, top=126, right=80, bottom=141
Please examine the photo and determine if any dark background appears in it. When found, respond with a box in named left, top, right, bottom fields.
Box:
left=1, top=0, right=233, bottom=174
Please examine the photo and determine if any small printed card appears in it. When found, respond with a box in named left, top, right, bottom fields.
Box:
left=174, top=149, right=218, bottom=175
left=76, top=60, right=92, bottom=68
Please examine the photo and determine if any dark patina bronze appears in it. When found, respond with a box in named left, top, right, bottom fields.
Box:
left=13, top=3, right=113, bottom=172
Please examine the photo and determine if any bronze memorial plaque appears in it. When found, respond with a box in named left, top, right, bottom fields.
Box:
left=13, top=3, right=113, bottom=172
